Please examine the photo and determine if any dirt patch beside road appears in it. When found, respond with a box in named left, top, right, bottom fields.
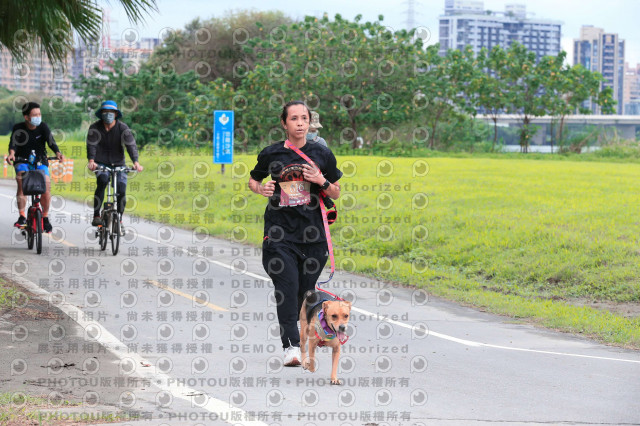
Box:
left=0, top=278, right=145, bottom=425
left=571, top=299, right=640, bottom=319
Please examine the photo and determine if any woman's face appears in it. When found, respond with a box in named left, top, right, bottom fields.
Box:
left=282, top=104, right=310, bottom=139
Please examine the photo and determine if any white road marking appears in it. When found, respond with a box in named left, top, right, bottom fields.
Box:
left=135, top=230, right=640, bottom=365
left=137, top=233, right=269, bottom=281
left=3, top=188, right=638, bottom=365
left=0, top=266, right=267, bottom=426
left=353, top=307, right=640, bottom=364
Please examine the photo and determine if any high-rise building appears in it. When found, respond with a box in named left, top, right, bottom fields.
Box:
left=111, top=37, right=160, bottom=67
left=573, top=26, right=625, bottom=114
left=443, top=0, right=483, bottom=15
left=438, top=0, right=562, bottom=60
left=623, top=63, right=640, bottom=115
left=0, top=36, right=160, bottom=101
left=0, top=49, right=76, bottom=100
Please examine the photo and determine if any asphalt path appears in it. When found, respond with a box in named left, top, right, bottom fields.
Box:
left=1, top=179, right=639, bottom=426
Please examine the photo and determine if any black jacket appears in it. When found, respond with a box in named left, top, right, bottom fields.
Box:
left=86, top=120, right=139, bottom=166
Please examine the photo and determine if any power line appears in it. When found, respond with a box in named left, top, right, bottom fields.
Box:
left=403, top=0, right=424, bottom=31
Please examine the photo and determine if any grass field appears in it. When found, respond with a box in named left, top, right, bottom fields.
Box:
left=2, top=137, right=640, bottom=347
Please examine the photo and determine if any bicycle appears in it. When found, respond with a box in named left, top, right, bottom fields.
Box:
left=93, top=165, right=134, bottom=255
left=11, top=155, right=59, bottom=255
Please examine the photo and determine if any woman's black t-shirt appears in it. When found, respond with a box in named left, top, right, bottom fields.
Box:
left=250, top=141, right=342, bottom=244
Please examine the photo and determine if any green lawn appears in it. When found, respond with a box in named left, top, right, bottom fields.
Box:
left=2, top=137, right=640, bottom=347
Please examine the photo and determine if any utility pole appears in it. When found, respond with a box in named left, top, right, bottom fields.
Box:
left=405, top=0, right=416, bottom=30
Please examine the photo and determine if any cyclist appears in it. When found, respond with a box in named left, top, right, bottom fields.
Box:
left=6, top=102, right=64, bottom=233
left=306, top=111, right=328, bottom=148
left=86, top=100, right=143, bottom=233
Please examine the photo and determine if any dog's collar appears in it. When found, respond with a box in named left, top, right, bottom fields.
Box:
left=315, top=310, right=348, bottom=345
left=315, top=310, right=336, bottom=341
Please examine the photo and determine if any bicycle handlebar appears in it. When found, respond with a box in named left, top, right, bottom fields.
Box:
left=10, top=156, right=61, bottom=165
left=94, top=165, right=136, bottom=174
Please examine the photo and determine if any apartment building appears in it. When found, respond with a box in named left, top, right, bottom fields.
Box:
left=438, top=0, right=562, bottom=60
left=623, top=63, right=640, bottom=115
left=574, top=26, right=625, bottom=114
left=0, top=49, right=76, bottom=100
left=0, top=36, right=160, bottom=101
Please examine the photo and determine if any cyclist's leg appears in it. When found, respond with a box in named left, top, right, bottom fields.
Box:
left=94, top=171, right=109, bottom=217
left=116, top=172, right=128, bottom=214
left=38, top=165, right=51, bottom=216
left=14, top=164, right=27, bottom=220
left=37, top=165, right=52, bottom=232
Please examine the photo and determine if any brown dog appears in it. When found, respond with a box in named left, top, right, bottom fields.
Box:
left=299, top=290, right=352, bottom=385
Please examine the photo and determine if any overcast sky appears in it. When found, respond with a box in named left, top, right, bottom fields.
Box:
left=105, top=0, right=640, bottom=65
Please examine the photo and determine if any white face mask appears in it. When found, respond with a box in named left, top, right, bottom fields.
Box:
left=307, top=132, right=317, bottom=140
left=30, top=116, right=42, bottom=126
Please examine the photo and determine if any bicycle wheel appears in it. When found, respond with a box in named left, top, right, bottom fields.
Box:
left=110, top=213, right=120, bottom=255
left=99, top=213, right=108, bottom=251
left=35, top=208, right=42, bottom=254
left=26, top=210, right=34, bottom=250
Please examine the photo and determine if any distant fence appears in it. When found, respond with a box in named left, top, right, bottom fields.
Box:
left=477, top=114, right=640, bottom=146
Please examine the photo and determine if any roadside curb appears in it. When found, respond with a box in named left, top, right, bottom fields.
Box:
left=0, top=266, right=268, bottom=425
left=0, top=269, right=141, bottom=423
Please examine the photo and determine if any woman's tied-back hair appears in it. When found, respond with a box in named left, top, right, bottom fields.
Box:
left=280, top=100, right=311, bottom=123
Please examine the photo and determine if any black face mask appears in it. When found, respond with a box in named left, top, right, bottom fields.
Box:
left=102, top=112, right=116, bottom=123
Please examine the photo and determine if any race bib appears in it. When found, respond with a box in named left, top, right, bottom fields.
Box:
left=279, top=180, right=311, bottom=206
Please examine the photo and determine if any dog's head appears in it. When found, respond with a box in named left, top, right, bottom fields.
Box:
left=322, top=300, right=352, bottom=341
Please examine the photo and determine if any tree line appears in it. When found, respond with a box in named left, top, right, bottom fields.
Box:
left=7, top=10, right=616, bottom=153
left=0, top=87, right=81, bottom=135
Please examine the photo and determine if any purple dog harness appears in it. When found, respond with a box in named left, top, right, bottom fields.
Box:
left=314, top=310, right=348, bottom=346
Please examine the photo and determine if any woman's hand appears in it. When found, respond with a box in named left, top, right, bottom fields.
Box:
left=250, top=178, right=275, bottom=197
left=260, top=180, right=276, bottom=197
left=302, top=163, right=324, bottom=185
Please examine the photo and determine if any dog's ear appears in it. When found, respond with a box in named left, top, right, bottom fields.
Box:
left=322, top=301, right=331, bottom=314
left=341, top=300, right=352, bottom=309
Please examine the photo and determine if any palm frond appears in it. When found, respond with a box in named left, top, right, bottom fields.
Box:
left=0, top=0, right=157, bottom=65
left=104, top=0, right=158, bottom=24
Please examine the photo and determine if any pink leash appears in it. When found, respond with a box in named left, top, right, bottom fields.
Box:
left=284, top=140, right=340, bottom=301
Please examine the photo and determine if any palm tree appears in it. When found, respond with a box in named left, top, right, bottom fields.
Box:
left=0, top=0, right=157, bottom=64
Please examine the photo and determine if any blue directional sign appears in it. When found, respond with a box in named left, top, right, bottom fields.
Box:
left=213, top=110, right=234, bottom=164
